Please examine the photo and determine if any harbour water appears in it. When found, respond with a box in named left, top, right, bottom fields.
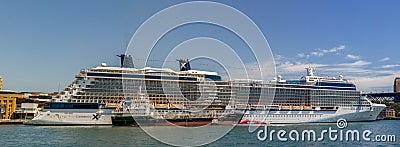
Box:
left=0, top=120, right=398, bottom=146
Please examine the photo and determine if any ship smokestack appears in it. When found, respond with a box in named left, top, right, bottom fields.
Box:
left=117, top=54, right=134, bottom=68
left=177, top=59, right=191, bottom=71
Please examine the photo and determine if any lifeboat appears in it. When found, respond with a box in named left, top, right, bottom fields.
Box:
left=106, top=103, right=119, bottom=107
left=292, top=106, right=302, bottom=109
left=186, top=105, right=195, bottom=108
left=303, top=106, right=312, bottom=110
left=280, top=106, right=291, bottom=110
left=170, top=104, right=184, bottom=108
left=155, top=104, right=168, bottom=108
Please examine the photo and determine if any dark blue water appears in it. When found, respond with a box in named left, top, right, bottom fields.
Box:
left=0, top=120, right=398, bottom=147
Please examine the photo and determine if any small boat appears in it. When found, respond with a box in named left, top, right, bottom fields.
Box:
left=234, top=119, right=267, bottom=126
left=24, top=102, right=113, bottom=126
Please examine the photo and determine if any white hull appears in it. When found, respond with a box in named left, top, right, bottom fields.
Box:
left=24, top=109, right=113, bottom=126
left=240, top=104, right=386, bottom=124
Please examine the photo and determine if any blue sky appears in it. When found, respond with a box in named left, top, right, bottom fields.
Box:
left=0, top=0, right=399, bottom=92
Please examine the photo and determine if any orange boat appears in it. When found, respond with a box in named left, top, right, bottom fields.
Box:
left=155, top=104, right=168, bottom=108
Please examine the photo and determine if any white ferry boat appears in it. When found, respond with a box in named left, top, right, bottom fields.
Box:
left=24, top=102, right=113, bottom=126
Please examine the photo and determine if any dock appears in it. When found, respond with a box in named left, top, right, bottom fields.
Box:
left=0, top=119, right=25, bottom=125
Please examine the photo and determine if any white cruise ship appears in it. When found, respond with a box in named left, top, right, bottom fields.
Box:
left=27, top=54, right=385, bottom=125
left=238, top=67, right=386, bottom=124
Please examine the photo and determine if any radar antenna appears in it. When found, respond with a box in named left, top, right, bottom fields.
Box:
left=306, top=66, right=315, bottom=76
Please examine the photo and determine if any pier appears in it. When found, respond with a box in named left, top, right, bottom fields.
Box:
left=0, top=119, right=25, bottom=125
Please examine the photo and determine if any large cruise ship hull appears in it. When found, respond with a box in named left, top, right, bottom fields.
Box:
left=239, top=104, right=386, bottom=124
left=111, top=114, right=213, bottom=126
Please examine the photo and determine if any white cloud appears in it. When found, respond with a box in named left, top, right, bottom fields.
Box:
left=350, top=75, right=396, bottom=92
left=379, top=57, right=390, bottom=62
left=297, top=53, right=306, bottom=58
left=274, top=54, right=284, bottom=63
left=321, top=67, right=370, bottom=73
left=243, top=59, right=277, bottom=80
left=311, top=52, right=324, bottom=57
left=323, top=45, right=346, bottom=53
left=276, top=61, right=326, bottom=74
left=338, top=60, right=371, bottom=67
left=346, top=54, right=361, bottom=60
left=304, top=45, right=346, bottom=57
left=382, top=64, right=400, bottom=68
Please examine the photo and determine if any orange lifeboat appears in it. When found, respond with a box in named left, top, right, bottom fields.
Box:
left=303, top=106, right=312, bottom=109
left=155, top=104, right=168, bottom=108
left=106, top=103, right=119, bottom=107
left=292, top=106, right=302, bottom=109
left=170, top=104, right=183, bottom=108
